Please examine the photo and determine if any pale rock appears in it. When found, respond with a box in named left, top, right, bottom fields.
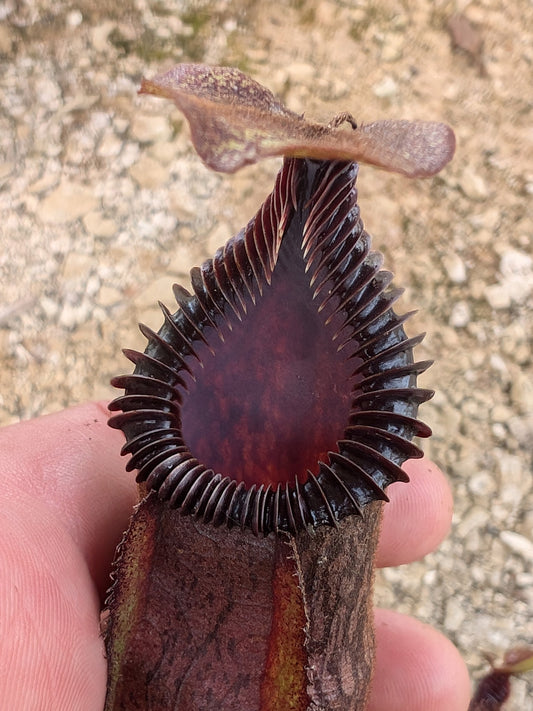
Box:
left=490, top=403, right=514, bottom=424
left=449, top=300, right=471, bottom=328
left=91, top=21, right=116, bottom=52
left=86, top=273, right=100, bottom=298
left=0, top=162, right=15, bottom=185
left=97, top=131, right=123, bottom=158
left=498, top=248, right=532, bottom=304
left=62, top=252, right=94, bottom=282
left=98, top=285, right=122, bottom=308
left=489, top=353, right=509, bottom=377
left=135, top=276, right=175, bottom=311
left=83, top=211, right=117, bottom=238
left=148, top=141, right=181, bottom=165
left=129, top=155, right=170, bottom=189
left=467, top=470, right=497, bottom=497
left=500, top=531, right=533, bottom=563
left=469, top=278, right=486, bottom=300
left=510, top=370, right=533, bottom=415
left=460, top=167, right=489, bottom=201
left=491, top=422, right=507, bottom=441
left=58, top=298, right=92, bottom=329
left=444, top=597, right=466, bottom=632
left=496, top=451, right=531, bottom=503
left=207, top=222, right=232, bottom=255
left=40, top=296, right=59, bottom=320
left=168, top=242, right=197, bottom=276
left=372, top=75, right=398, bottom=98
left=484, top=249, right=532, bottom=310
left=137, top=305, right=166, bottom=332
left=35, top=76, right=62, bottom=111
left=286, top=62, right=316, bottom=84
left=119, top=142, right=140, bottom=169
left=508, top=414, right=533, bottom=445
left=168, top=187, right=197, bottom=221
left=316, top=1, right=338, bottom=25
left=500, top=248, right=532, bottom=277
left=380, top=33, right=404, bottom=62
left=515, top=572, right=533, bottom=588
left=130, top=114, right=172, bottom=144
left=29, top=172, right=60, bottom=194
left=443, top=253, right=467, bottom=283
left=113, top=117, right=130, bottom=134
left=0, top=24, right=13, bottom=55
left=456, top=505, right=490, bottom=538
left=66, top=9, right=83, bottom=27
left=484, top=283, right=511, bottom=310
left=40, top=182, right=98, bottom=224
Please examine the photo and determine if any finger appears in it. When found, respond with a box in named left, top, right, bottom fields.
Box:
left=367, top=608, right=471, bottom=711
left=376, top=458, right=453, bottom=568
left=0, top=401, right=136, bottom=597
left=0, top=490, right=106, bottom=710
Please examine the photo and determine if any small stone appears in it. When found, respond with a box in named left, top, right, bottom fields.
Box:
left=484, top=283, right=511, bottom=310
left=372, top=75, right=398, bottom=98
left=35, top=76, right=62, bottom=111
left=91, top=21, right=116, bottom=52
left=449, top=301, right=471, bottom=328
left=0, top=162, right=15, bottom=184
left=207, top=222, right=232, bottom=255
left=58, top=299, right=92, bottom=329
left=442, top=254, right=467, bottom=283
left=29, top=172, right=60, bottom=194
left=40, top=296, right=59, bottom=320
left=113, top=118, right=130, bottom=134
left=286, top=62, right=316, bottom=84
left=456, top=505, right=490, bottom=538
left=129, top=155, right=170, bottom=189
left=500, top=248, right=532, bottom=279
left=62, top=252, right=94, bottom=282
left=148, top=141, right=181, bottom=165
left=98, top=285, right=122, bottom=308
left=40, top=182, right=98, bottom=224
left=167, top=242, right=197, bottom=276
left=467, top=471, right=497, bottom=497
left=510, top=370, right=533, bottom=416
left=0, top=24, right=13, bottom=55
left=66, top=10, right=83, bottom=27
left=83, top=211, right=117, bottom=238
left=489, top=353, right=509, bottom=376
left=498, top=249, right=532, bottom=304
left=120, top=142, right=140, bottom=169
left=130, top=115, right=172, bottom=144
left=508, top=414, right=533, bottom=446
left=500, top=531, right=533, bottom=564
left=490, top=403, right=514, bottom=424
left=97, top=131, right=123, bottom=158
left=496, top=451, right=531, bottom=505
left=135, top=276, right=175, bottom=312
left=380, top=34, right=404, bottom=62
left=444, top=597, right=466, bottom=632
left=460, top=167, right=489, bottom=201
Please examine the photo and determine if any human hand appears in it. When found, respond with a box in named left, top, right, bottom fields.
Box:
left=0, top=401, right=470, bottom=710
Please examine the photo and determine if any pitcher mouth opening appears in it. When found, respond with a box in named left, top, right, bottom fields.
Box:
left=109, top=159, right=432, bottom=537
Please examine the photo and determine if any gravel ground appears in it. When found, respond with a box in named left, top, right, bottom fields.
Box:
left=1, top=0, right=532, bottom=707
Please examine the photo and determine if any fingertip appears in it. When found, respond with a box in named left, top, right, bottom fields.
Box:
left=376, top=458, right=453, bottom=567
left=0, top=401, right=137, bottom=598
left=367, top=609, right=471, bottom=711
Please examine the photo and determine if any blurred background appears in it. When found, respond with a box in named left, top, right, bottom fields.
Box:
left=1, top=0, right=532, bottom=706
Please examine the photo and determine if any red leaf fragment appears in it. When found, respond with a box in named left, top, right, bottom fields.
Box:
left=139, top=63, right=455, bottom=177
